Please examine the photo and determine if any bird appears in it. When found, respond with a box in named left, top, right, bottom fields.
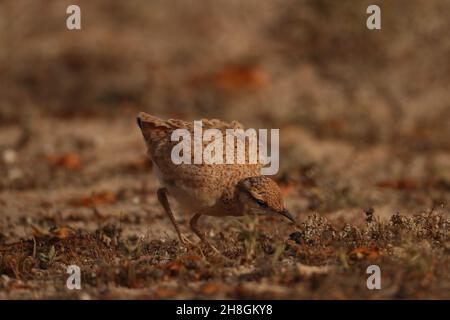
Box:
left=136, top=112, right=295, bottom=251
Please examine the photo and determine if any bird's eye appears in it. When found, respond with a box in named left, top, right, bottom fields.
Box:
left=255, top=199, right=268, bottom=208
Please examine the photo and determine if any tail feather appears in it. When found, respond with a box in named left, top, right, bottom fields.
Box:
left=136, top=112, right=173, bottom=143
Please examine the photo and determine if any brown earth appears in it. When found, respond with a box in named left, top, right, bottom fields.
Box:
left=0, top=0, right=449, bottom=299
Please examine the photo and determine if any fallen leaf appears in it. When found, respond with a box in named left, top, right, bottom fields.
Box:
left=154, top=287, right=177, bottom=299
left=279, top=181, right=295, bottom=196
left=215, top=65, right=268, bottom=91
left=349, top=247, right=380, bottom=260
left=50, top=227, right=74, bottom=239
left=201, top=282, right=221, bottom=295
left=45, top=153, right=83, bottom=170
left=31, top=225, right=75, bottom=240
left=121, top=157, right=153, bottom=173
left=161, top=255, right=200, bottom=274
left=163, top=260, right=184, bottom=273
left=70, top=191, right=117, bottom=207
left=189, top=64, right=269, bottom=92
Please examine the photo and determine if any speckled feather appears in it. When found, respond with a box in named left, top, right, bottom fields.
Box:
left=137, top=112, right=280, bottom=217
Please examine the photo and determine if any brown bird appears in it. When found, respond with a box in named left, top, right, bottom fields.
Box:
left=136, top=112, right=295, bottom=251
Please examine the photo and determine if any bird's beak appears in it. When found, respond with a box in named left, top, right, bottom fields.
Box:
left=279, top=209, right=296, bottom=224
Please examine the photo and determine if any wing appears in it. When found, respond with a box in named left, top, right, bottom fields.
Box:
left=137, top=112, right=262, bottom=207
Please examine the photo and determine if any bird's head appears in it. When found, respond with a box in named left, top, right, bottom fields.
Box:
left=237, top=176, right=295, bottom=224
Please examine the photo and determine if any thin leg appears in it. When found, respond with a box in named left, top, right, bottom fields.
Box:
left=157, top=187, right=185, bottom=244
left=189, top=213, right=220, bottom=254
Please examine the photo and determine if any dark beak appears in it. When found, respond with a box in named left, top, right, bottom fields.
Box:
left=279, top=209, right=296, bottom=224
left=136, top=116, right=143, bottom=130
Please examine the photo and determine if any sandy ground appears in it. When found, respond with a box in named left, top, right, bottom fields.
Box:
left=0, top=115, right=449, bottom=299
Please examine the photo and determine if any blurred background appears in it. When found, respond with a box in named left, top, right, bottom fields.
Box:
left=1, top=0, right=449, bottom=214
left=2, top=0, right=449, bottom=142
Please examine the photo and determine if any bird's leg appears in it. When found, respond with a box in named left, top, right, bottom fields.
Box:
left=189, top=213, right=220, bottom=254
left=156, top=187, right=190, bottom=245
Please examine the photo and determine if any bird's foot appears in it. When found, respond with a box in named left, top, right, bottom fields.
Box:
left=178, top=234, right=196, bottom=247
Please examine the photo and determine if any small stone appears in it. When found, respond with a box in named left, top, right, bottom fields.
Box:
left=1, top=275, right=11, bottom=284
left=2, top=149, right=17, bottom=164
left=289, top=231, right=303, bottom=244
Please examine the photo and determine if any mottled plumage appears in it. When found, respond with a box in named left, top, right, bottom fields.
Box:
left=137, top=112, right=294, bottom=250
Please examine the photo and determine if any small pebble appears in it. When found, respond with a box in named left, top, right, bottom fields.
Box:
left=2, top=149, right=17, bottom=164
left=132, top=196, right=140, bottom=204
left=80, top=293, right=91, bottom=300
